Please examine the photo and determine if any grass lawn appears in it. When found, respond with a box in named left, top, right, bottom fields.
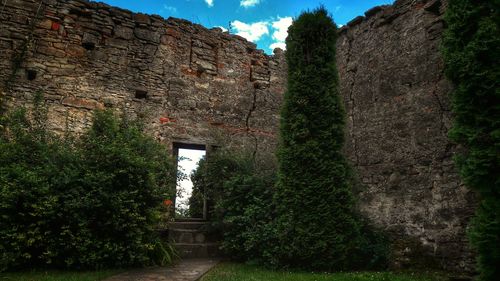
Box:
left=201, top=263, right=449, bottom=281
left=0, top=270, right=121, bottom=281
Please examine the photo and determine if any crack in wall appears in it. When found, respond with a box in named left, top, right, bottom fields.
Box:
left=431, top=71, right=446, bottom=111
left=188, top=37, right=193, bottom=69
left=214, top=42, right=220, bottom=75
left=245, top=86, right=258, bottom=159
left=343, top=34, right=360, bottom=165
left=246, top=52, right=271, bottom=160
left=431, top=71, right=449, bottom=135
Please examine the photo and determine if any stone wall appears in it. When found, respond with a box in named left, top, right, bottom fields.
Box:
left=0, top=0, right=286, bottom=158
left=336, top=0, right=476, bottom=272
left=0, top=0, right=476, bottom=273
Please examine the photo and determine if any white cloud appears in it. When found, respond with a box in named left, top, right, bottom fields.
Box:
left=215, top=26, right=228, bottom=32
left=269, top=42, right=286, bottom=51
left=231, top=20, right=269, bottom=42
left=271, top=16, right=292, bottom=42
left=162, top=5, right=177, bottom=14
left=268, top=16, right=292, bottom=50
left=205, top=0, right=214, bottom=7
left=240, top=0, right=261, bottom=8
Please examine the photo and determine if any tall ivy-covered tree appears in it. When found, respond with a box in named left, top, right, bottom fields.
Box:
left=442, top=1, right=499, bottom=280
left=274, top=7, right=364, bottom=271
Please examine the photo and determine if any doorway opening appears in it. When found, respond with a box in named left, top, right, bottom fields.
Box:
left=173, top=142, right=206, bottom=219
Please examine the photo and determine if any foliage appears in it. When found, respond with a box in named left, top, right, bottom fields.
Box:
left=0, top=269, right=121, bottom=281
left=188, top=166, right=205, bottom=218
left=190, top=7, right=389, bottom=270
left=0, top=98, right=176, bottom=271
left=158, top=199, right=175, bottom=229
left=273, top=7, right=381, bottom=271
left=468, top=198, right=500, bottom=280
left=200, top=263, right=449, bottom=281
left=150, top=240, right=178, bottom=266
left=442, top=1, right=499, bottom=280
left=190, top=150, right=276, bottom=263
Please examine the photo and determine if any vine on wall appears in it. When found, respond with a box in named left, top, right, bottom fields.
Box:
left=1, top=0, right=45, bottom=112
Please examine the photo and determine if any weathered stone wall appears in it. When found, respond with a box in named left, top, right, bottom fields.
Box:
left=0, top=0, right=286, bottom=158
left=0, top=0, right=476, bottom=273
left=336, top=0, right=476, bottom=272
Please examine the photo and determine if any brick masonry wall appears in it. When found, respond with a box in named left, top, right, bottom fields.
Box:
left=0, top=0, right=286, bottom=158
left=0, top=0, right=475, bottom=273
left=336, top=0, right=476, bottom=272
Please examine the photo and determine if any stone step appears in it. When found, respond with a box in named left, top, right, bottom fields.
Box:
left=168, top=221, right=210, bottom=231
left=169, top=228, right=208, bottom=244
left=174, top=217, right=206, bottom=222
left=168, top=220, right=222, bottom=258
left=174, top=243, right=221, bottom=259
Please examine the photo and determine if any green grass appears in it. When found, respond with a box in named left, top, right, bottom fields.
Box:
left=201, top=263, right=449, bottom=281
left=0, top=270, right=121, bottom=281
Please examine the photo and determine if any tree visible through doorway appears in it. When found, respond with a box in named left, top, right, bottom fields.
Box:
left=176, top=148, right=206, bottom=217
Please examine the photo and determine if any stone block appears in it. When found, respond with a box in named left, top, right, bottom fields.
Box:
left=165, top=27, right=180, bottom=38
left=143, top=44, right=157, bottom=56
left=0, top=28, right=9, bottom=38
left=114, top=25, right=133, bottom=40
left=194, top=60, right=217, bottom=74
left=347, top=16, right=364, bottom=27
left=106, top=38, right=128, bottom=49
left=66, top=45, right=86, bottom=57
left=38, top=18, right=53, bottom=29
left=37, top=45, right=66, bottom=58
left=133, top=13, right=150, bottom=25
left=365, top=6, right=384, bottom=18
left=82, top=32, right=100, bottom=47
left=62, top=97, right=104, bottom=110
left=134, top=28, right=160, bottom=43
left=424, top=0, right=442, bottom=15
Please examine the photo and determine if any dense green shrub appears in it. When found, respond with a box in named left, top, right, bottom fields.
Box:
left=442, top=1, right=499, bottom=280
left=0, top=99, right=176, bottom=271
left=273, top=7, right=382, bottom=271
left=190, top=150, right=276, bottom=263
left=468, top=197, right=500, bottom=280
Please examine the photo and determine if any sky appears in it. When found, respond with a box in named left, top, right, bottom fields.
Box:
left=98, top=0, right=394, bottom=54
left=176, top=149, right=206, bottom=212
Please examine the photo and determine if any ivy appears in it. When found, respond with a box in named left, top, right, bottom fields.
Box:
left=1, top=1, right=45, bottom=112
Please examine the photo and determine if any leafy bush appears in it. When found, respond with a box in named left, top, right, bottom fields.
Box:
left=191, top=148, right=387, bottom=269
left=442, top=1, right=499, bottom=280
left=190, top=150, right=276, bottom=263
left=0, top=98, right=176, bottom=271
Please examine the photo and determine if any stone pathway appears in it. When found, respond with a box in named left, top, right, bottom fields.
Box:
left=103, top=259, right=219, bottom=281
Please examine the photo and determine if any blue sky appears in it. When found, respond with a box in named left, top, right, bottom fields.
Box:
left=98, top=0, right=394, bottom=54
